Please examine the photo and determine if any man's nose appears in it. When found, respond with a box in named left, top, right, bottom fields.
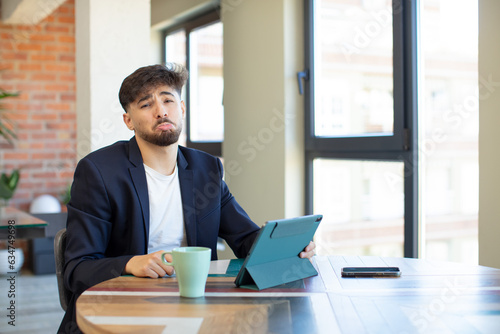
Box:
left=154, top=100, right=168, bottom=118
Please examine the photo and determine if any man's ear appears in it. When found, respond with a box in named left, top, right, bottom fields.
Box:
left=123, top=112, right=134, bottom=131
left=181, top=100, right=186, bottom=118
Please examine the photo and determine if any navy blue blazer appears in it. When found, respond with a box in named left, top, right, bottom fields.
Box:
left=59, top=137, right=259, bottom=333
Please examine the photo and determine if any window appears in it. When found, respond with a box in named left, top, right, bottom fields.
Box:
left=305, top=0, right=478, bottom=263
left=164, top=11, right=223, bottom=157
left=420, top=0, right=478, bottom=264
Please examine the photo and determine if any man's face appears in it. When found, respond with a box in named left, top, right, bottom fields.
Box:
left=123, top=84, right=185, bottom=147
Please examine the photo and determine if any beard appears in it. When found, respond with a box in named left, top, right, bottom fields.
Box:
left=138, top=118, right=183, bottom=147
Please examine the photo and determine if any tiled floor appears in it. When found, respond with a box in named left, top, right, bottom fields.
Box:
left=0, top=272, right=65, bottom=333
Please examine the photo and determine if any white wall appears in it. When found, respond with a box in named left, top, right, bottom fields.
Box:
left=76, top=0, right=151, bottom=158
left=478, top=0, right=500, bottom=269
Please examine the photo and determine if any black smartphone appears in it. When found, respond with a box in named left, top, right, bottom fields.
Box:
left=341, top=267, right=401, bottom=278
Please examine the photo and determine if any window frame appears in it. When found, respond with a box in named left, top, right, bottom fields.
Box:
left=162, top=10, right=222, bottom=157
left=303, top=0, right=419, bottom=258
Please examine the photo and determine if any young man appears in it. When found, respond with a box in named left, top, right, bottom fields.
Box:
left=58, top=64, right=315, bottom=333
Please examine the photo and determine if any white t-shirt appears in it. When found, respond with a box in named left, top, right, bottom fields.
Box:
left=144, top=163, right=186, bottom=254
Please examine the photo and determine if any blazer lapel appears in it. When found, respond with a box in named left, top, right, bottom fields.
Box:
left=127, top=137, right=150, bottom=249
left=177, top=148, right=197, bottom=246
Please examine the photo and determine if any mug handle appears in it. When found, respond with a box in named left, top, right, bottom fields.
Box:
left=161, top=251, right=173, bottom=266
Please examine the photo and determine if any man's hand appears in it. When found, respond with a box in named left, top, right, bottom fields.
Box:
left=299, top=241, right=316, bottom=259
left=124, top=250, right=175, bottom=278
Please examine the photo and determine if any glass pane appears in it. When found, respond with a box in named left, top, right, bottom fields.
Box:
left=313, top=159, right=404, bottom=257
left=165, top=30, right=186, bottom=67
left=314, top=0, right=394, bottom=137
left=420, top=0, right=478, bottom=264
left=189, top=22, right=224, bottom=142
left=165, top=30, right=187, bottom=146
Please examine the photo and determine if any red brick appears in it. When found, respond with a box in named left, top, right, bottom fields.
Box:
left=19, top=123, right=43, bottom=130
left=45, top=63, right=71, bottom=72
left=32, top=113, right=58, bottom=121
left=16, top=83, right=42, bottom=91
left=1, top=102, right=16, bottom=110
left=30, top=34, right=56, bottom=42
left=60, top=74, right=76, bottom=81
left=17, top=92, right=31, bottom=101
left=1, top=72, right=27, bottom=80
left=16, top=133, right=29, bottom=141
left=4, top=113, right=28, bottom=121
left=46, top=122, right=71, bottom=130
left=0, top=63, right=15, bottom=72
left=9, top=31, right=31, bottom=42
left=0, top=83, right=15, bottom=91
left=31, top=132, right=57, bottom=140
left=32, top=152, right=57, bottom=160
left=43, top=15, right=56, bottom=24
left=45, top=45, right=72, bottom=53
left=30, top=142, right=45, bottom=149
left=20, top=162, right=44, bottom=170
left=31, top=54, right=57, bottom=61
left=33, top=172, right=58, bottom=179
left=0, top=32, right=13, bottom=39
left=0, top=41, right=14, bottom=50
left=61, top=113, right=76, bottom=121
left=16, top=43, right=43, bottom=51
left=32, top=93, right=56, bottom=100
left=58, top=16, right=75, bottom=25
left=0, top=143, right=14, bottom=151
left=45, top=180, right=70, bottom=189
left=17, top=182, right=43, bottom=191
left=46, top=141, right=71, bottom=149
left=61, top=93, right=76, bottom=101
left=2, top=52, right=28, bottom=60
left=59, top=152, right=76, bottom=160
left=58, top=35, right=75, bottom=43
left=45, top=84, right=70, bottom=91
left=57, top=4, right=75, bottom=14
left=16, top=104, right=43, bottom=112
left=0, top=163, right=18, bottom=171
left=19, top=22, right=43, bottom=31
left=46, top=103, right=71, bottom=111
left=59, top=54, right=75, bottom=62
left=15, top=103, right=32, bottom=111
left=20, top=63, right=42, bottom=71
left=4, top=152, right=29, bottom=160
left=60, top=171, right=75, bottom=179
left=31, top=73, right=57, bottom=81
left=45, top=25, right=70, bottom=33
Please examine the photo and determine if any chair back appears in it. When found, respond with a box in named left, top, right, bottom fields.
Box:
left=54, top=228, right=72, bottom=311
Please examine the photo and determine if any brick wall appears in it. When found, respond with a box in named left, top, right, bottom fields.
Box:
left=0, top=0, right=76, bottom=212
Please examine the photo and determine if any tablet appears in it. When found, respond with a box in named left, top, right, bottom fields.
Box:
left=234, top=214, right=322, bottom=290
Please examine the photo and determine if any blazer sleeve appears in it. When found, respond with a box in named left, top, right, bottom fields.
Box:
left=63, top=157, right=134, bottom=296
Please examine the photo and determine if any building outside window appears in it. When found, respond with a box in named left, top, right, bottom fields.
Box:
left=307, top=0, right=478, bottom=264
left=164, top=12, right=223, bottom=157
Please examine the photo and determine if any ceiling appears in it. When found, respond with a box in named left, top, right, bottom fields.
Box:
left=1, top=0, right=65, bottom=24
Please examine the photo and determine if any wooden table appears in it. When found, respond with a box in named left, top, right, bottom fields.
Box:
left=0, top=206, right=48, bottom=239
left=76, top=256, right=500, bottom=333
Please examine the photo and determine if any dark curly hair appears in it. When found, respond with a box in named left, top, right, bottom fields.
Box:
left=118, top=63, right=189, bottom=112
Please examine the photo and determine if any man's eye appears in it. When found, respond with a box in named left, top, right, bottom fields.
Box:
left=164, top=99, right=173, bottom=103
left=140, top=103, right=149, bottom=108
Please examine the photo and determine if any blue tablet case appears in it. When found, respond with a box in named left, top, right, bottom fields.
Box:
left=234, top=214, right=323, bottom=290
